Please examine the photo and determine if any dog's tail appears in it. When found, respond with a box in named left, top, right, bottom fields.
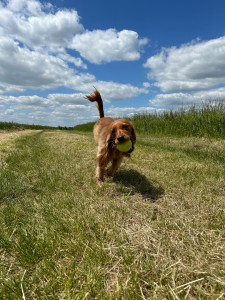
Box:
left=85, top=88, right=104, bottom=118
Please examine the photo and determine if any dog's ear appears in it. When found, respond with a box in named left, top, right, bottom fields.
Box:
left=98, top=146, right=110, bottom=168
left=98, top=130, right=115, bottom=167
left=106, top=126, right=116, bottom=150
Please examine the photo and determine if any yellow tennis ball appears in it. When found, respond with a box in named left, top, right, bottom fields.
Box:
left=117, top=140, right=132, bottom=152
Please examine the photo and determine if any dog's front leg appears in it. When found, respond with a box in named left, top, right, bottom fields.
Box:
left=96, top=145, right=109, bottom=184
left=95, top=164, right=105, bottom=184
left=107, top=157, right=123, bottom=177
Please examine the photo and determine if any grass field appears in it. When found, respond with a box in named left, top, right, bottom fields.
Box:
left=0, top=129, right=224, bottom=299
left=0, top=122, right=58, bottom=131
left=74, top=101, right=225, bottom=139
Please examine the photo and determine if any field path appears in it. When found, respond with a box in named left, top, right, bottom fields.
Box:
left=0, top=130, right=41, bottom=166
left=0, top=130, right=224, bottom=299
left=0, top=129, right=40, bottom=142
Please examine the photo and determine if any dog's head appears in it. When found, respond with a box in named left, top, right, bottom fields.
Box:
left=107, top=119, right=136, bottom=153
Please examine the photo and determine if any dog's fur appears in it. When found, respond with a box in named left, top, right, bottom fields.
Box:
left=85, top=89, right=136, bottom=184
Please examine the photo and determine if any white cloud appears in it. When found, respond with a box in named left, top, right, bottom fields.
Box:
left=144, top=36, right=225, bottom=92
left=57, top=52, right=87, bottom=69
left=0, top=0, right=150, bottom=126
left=0, top=0, right=147, bottom=100
left=0, top=95, right=48, bottom=106
left=0, top=93, right=93, bottom=126
left=149, top=87, right=225, bottom=107
left=0, top=93, right=88, bottom=109
left=0, top=92, right=158, bottom=127
left=0, top=36, right=74, bottom=93
left=71, top=29, right=148, bottom=64
left=1, top=1, right=147, bottom=65
left=74, top=81, right=149, bottom=101
left=6, top=0, right=43, bottom=15
left=105, top=106, right=164, bottom=118
left=0, top=36, right=147, bottom=99
left=142, top=82, right=151, bottom=88
left=48, top=93, right=87, bottom=105
left=1, top=1, right=83, bottom=49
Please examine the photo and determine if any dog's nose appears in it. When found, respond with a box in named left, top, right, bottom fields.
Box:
left=117, top=135, right=125, bottom=142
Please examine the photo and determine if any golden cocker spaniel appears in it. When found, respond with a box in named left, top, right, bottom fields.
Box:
left=85, top=89, right=136, bottom=184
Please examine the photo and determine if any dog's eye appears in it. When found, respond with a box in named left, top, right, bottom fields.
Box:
left=122, top=125, right=128, bottom=129
left=112, top=129, right=116, bottom=134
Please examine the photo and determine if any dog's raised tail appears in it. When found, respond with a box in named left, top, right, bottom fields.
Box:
left=85, top=88, right=104, bottom=118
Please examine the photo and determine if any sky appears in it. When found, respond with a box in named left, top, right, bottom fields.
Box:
left=0, top=0, right=225, bottom=127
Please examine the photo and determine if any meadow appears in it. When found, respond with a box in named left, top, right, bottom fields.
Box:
left=74, top=102, right=225, bottom=138
left=0, top=122, right=74, bottom=131
left=0, top=102, right=224, bottom=299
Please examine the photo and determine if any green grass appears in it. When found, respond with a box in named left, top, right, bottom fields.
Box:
left=0, top=121, right=57, bottom=131
left=74, top=122, right=95, bottom=132
left=74, top=101, right=225, bottom=138
left=132, top=102, right=225, bottom=138
left=0, top=130, right=224, bottom=299
left=0, top=121, right=75, bottom=131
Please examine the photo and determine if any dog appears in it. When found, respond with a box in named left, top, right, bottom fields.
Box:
left=85, top=88, right=136, bottom=184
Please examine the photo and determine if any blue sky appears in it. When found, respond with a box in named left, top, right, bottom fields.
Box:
left=0, top=0, right=225, bottom=126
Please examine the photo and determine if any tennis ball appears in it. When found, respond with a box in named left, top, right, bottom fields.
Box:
left=117, top=140, right=132, bottom=152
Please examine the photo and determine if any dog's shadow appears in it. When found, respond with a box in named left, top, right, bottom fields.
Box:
left=113, top=169, right=164, bottom=201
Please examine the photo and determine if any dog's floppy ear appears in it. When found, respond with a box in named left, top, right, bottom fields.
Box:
left=98, top=146, right=110, bottom=168
left=98, top=129, right=115, bottom=167
left=105, top=125, right=116, bottom=150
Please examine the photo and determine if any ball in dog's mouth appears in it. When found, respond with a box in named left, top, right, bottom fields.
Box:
left=117, top=140, right=132, bottom=152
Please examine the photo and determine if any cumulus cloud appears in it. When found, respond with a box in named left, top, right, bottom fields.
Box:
left=0, top=0, right=148, bottom=100
left=0, top=1, right=88, bottom=93
left=0, top=93, right=89, bottom=109
left=144, top=36, right=225, bottom=92
left=1, top=1, right=147, bottom=64
left=0, top=0, right=150, bottom=126
left=71, top=29, right=148, bottom=64
left=57, top=52, right=87, bottom=69
left=0, top=92, right=162, bottom=126
left=105, top=106, right=164, bottom=118
left=149, top=87, right=225, bottom=107
left=74, top=81, right=149, bottom=101
left=0, top=95, right=50, bottom=107
left=6, top=0, right=44, bottom=15
left=48, top=93, right=87, bottom=105
left=0, top=35, right=147, bottom=99
left=0, top=92, right=94, bottom=126
left=1, top=0, right=83, bottom=49
left=0, top=37, right=75, bottom=93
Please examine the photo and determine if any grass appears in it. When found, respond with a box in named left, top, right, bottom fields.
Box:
left=0, top=122, right=56, bottom=131
left=132, top=102, right=225, bottom=138
left=0, top=129, right=224, bottom=299
left=74, top=101, right=225, bottom=139
left=0, top=121, right=74, bottom=131
left=74, top=122, right=95, bottom=132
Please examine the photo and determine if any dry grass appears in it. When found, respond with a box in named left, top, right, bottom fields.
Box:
left=0, top=130, right=224, bottom=299
left=0, top=130, right=39, bottom=172
left=0, top=130, right=36, bottom=145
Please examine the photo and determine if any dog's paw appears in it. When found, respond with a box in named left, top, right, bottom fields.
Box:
left=95, top=176, right=104, bottom=186
left=97, top=180, right=104, bottom=187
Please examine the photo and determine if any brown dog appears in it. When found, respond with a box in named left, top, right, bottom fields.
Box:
left=85, top=89, right=136, bottom=184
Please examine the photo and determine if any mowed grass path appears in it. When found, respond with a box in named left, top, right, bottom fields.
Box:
left=0, top=130, right=224, bottom=299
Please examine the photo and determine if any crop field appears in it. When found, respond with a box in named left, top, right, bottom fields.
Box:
left=0, top=126, right=224, bottom=299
